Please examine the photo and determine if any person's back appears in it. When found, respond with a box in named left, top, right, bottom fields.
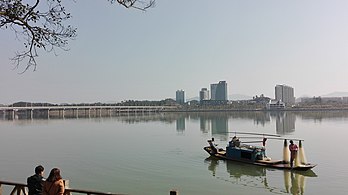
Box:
left=43, top=179, right=64, bottom=195
left=43, top=168, right=65, bottom=195
left=27, top=165, right=45, bottom=195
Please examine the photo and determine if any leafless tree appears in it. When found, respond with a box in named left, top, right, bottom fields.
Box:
left=0, top=0, right=155, bottom=72
left=112, top=0, right=155, bottom=10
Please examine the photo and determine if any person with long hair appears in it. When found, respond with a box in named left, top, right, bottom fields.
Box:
left=43, top=168, right=64, bottom=195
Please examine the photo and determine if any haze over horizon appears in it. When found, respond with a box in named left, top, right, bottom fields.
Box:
left=1, top=0, right=348, bottom=104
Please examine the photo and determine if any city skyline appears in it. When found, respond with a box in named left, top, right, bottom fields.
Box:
left=1, top=0, right=348, bottom=104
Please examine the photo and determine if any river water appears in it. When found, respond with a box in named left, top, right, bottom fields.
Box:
left=0, top=111, right=347, bottom=195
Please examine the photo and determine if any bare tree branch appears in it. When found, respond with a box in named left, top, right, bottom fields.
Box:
left=112, top=0, right=155, bottom=11
left=1, top=0, right=77, bottom=72
left=0, top=0, right=154, bottom=72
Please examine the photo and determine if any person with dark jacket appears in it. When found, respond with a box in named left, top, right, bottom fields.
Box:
left=43, top=168, right=65, bottom=195
left=27, top=165, right=45, bottom=195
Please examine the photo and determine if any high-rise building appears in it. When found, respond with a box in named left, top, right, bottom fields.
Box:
left=176, top=90, right=185, bottom=104
left=211, top=81, right=228, bottom=101
left=216, top=81, right=228, bottom=101
left=199, top=88, right=210, bottom=102
left=275, top=84, right=295, bottom=106
left=210, top=84, right=217, bottom=100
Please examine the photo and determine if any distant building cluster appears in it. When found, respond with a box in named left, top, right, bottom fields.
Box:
left=176, top=81, right=229, bottom=105
left=176, top=81, right=299, bottom=109
left=266, top=84, right=295, bottom=109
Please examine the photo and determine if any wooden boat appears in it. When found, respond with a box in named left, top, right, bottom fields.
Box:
left=203, top=133, right=316, bottom=171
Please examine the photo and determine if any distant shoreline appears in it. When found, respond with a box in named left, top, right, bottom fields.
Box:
left=167, top=107, right=348, bottom=112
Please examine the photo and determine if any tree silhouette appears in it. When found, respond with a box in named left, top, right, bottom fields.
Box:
left=0, top=0, right=154, bottom=72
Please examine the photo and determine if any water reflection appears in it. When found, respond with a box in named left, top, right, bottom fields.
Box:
left=3, top=111, right=348, bottom=135
left=270, top=112, right=296, bottom=135
left=204, top=157, right=317, bottom=195
left=176, top=117, right=185, bottom=132
left=196, top=113, right=230, bottom=138
left=194, top=112, right=294, bottom=137
left=211, top=117, right=229, bottom=136
left=200, top=116, right=211, bottom=133
left=174, top=111, right=348, bottom=135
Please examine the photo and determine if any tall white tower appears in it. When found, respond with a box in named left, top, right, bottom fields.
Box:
left=275, top=85, right=295, bottom=106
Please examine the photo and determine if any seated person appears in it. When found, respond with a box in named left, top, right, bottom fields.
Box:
left=208, top=139, right=218, bottom=154
left=229, top=136, right=240, bottom=147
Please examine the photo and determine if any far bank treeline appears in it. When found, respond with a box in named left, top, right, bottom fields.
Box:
left=5, top=96, right=270, bottom=108
left=6, top=95, right=348, bottom=111
left=8, top=99, right=179, bottom=107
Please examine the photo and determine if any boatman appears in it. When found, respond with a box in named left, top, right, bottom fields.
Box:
left=208, top=138, right=218, bottom=154
left=289, top=140, right=298, bottom=167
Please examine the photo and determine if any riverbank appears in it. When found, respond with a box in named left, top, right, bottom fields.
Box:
left=168, top=106, right=348, bottom=112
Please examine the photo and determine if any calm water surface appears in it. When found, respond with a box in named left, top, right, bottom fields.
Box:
left=1, top=111, right=348, bottom=195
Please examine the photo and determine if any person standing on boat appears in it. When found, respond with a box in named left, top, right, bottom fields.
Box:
left=289, top=140, right=298, bottom=167
left=43, top=168, right=65, bottom=195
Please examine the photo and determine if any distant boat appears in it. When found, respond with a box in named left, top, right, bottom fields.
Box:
left=203, top=132, right=316, bottom=171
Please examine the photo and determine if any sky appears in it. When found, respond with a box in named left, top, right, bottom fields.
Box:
left=1, top=0, right=348, bottom=104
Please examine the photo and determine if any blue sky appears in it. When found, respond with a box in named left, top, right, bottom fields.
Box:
left=1, top=0, right=348, bottom=104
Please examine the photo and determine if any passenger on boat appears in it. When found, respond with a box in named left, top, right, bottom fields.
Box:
left=229, top=136, right=236, bottom=147
left=230, top=136, right=241, bottom=147
left=289, top=140, right=298, bottom=167
left=208, top=138, right=218, bottom=154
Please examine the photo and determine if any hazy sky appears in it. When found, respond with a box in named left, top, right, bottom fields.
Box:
left=1, top=0, right=348, bottom=104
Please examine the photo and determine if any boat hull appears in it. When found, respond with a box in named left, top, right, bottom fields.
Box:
left=204, top=146, right=316, bottom=171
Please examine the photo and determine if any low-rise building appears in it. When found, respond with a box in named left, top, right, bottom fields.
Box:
left=266, top=100, right=285, bottom=110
